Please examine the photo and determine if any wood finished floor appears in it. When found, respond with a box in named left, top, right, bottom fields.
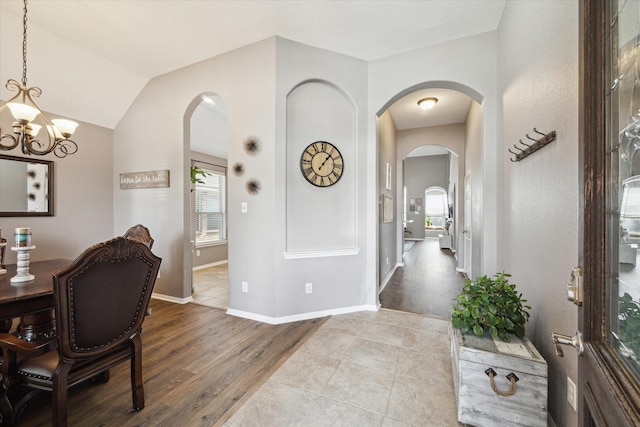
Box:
left=379, top=238, right=467, bottom=318
left=14, top=240, right=464, bottom=426
left=15, top=300, right=326, bottom=427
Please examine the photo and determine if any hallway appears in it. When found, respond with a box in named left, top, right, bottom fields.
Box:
left=379, top=238, right=466, bottom=318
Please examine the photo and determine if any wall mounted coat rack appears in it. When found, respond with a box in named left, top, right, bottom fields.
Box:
left=508, top=128, right=557, bottom=162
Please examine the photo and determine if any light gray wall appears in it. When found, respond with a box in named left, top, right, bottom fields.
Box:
left=0, top=159, right=27, bottom=211
left=378, top=110, right=398, bottom=286
left=369, top=31, right=498, bottom=279
left=0, top=107, right=114, bottom=264
left=464, top=101, right=484, bottom=279
left=114, top=38, right=277, bottom=303
left=403, top=154, right=449, bottom=237
left=397, top=124, right=466, bottom=258
left=274, top=38, right=371, bottom=319
left=498, top=2, right=579, bottom=426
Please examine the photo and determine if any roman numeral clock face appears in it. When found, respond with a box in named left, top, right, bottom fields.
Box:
left=300, top=141, right=344, bottom=187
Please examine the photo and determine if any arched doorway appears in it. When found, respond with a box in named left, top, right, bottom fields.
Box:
left=377, top=83, right=481, bottom=317
left=185, top=93, right=229, bottom=309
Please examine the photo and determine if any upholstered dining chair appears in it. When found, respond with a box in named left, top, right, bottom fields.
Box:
left=0, top=236, right=161, bottom=427
left=123, top=224, right=154, bottom=249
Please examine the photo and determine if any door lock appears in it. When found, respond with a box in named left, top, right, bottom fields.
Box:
left=551, top=331, right=584, bottom=357
left=567, top=266, right=583, bottom=306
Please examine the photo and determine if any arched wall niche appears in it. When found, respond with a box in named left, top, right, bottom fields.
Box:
left=285, top=79, right=358, bottom=254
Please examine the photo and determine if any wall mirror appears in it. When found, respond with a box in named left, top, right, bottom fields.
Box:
left=0, top=154, right=53, bottom=216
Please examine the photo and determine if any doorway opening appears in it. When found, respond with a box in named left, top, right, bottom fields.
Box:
left=186, top=93, right=229, bottom=309
left=377, top=83, right=481, bottom=317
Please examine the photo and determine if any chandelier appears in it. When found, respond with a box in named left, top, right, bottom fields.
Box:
left=0, top=0, right=79, bottom=158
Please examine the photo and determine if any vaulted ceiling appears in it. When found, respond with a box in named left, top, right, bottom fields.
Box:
left=0, top=0, right=505, bottom=130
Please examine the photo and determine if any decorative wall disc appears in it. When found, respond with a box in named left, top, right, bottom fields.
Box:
left=246, top=179, right=261, bottom=195
left=232, top=162, right=245, bottom=176
left=243, top=136, right=261, bottom=156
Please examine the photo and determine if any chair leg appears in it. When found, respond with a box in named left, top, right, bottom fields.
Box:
left=52, top=362, right=72, bottom=427
left=130, top=335, right=144, bottom=411
left=1, top=352, right=15, bottom=427
left=0, top=382, right=14, bottom=427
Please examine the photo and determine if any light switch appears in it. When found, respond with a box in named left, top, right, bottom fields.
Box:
left=241, top=202, right=247, bottom=213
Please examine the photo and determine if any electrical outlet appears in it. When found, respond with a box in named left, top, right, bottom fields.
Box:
left=567, top=377, right=577, bottom=411
left=241, top=202, right=248, bottom=213
left=305, top=282, right=312, bottom=294
left=157, top=271, right=161, bottom=279
left=386, top=257, right=389, bottom=265
left=196, top=250, right=200, bottom=256
left=242, top=281, right=248, bottom=293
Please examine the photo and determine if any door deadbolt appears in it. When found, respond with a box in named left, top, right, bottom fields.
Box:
left=567, top=266, right=583, bottom=306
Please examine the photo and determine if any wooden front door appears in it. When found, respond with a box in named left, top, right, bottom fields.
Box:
left=580, top=1, right=640, bottom=424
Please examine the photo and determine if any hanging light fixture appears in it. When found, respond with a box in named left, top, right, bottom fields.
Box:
left=418, top=97, right=438, bottom=111
left=0, top=0, right=79, bottom=158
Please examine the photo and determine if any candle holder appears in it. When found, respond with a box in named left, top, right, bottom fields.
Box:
left=11, top=227, right=35, bottom=283
left=10, top=245, right=36, bottom=283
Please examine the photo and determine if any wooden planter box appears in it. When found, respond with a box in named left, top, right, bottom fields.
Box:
left=450, top=327, right=548, bottom=427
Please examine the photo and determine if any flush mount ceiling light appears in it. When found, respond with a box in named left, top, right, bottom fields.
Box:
left=418, top=97, right=439, bottom=111
left=0, top=0, right=79, bottom=158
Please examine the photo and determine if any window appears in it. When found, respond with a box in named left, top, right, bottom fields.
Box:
left=195, top=168, right=226, bottom=246
left=425, top=188, right=448, bottom=227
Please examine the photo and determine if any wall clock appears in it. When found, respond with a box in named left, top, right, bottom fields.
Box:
left=300, top=141, right=344, bottom=187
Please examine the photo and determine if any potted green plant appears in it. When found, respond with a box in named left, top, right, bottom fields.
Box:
left=451, top=272, right=531, bottom=342
left=190, top=165, right=210, bottom=185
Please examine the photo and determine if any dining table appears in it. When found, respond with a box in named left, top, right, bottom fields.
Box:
left=0, top=258, right=70, bottom=341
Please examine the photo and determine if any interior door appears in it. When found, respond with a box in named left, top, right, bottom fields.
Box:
left=580, top=1, right=640, bottom=425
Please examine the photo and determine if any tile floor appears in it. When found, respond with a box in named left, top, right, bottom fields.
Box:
left=192, top=263, right=228, bottom=309
left=224, top=309, right=462, bottom=427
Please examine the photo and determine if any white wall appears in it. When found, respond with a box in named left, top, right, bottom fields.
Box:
left=0, top=110, right=114, bottom=264
left=498, top=2, right=579, bottom=426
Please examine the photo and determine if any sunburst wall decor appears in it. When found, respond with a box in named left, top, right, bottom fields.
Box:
left=233, top=162, right=245, bottom=176
left=243, top=136, right=261, bottom=156
left=246, top=179, right=260, bottom=195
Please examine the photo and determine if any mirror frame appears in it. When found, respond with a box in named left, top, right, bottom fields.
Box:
left=0, top=154, right=54, bottom=217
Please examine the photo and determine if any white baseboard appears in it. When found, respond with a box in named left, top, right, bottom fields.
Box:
left=226, top=304, right=379, bottom=325
left=151, top=293, right=193, bottom=304
left=193, top=260, right=228, bottom=271
left=379, top=263, right=401, bottom=294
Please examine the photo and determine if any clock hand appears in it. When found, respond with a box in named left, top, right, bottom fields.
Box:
left=319, top=154, right=332, bottom=169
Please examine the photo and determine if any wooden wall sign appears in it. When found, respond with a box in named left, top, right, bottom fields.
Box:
left=120, top=170, right=170, bottom=189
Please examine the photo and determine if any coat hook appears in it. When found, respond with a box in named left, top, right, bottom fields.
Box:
left=533, top=128, right=547, bottom=137
left=518, top=138, right=530, bottom=147
left=526, top=133, right=538, bottom=142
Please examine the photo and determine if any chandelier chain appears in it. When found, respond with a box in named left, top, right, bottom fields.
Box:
left=22, top=0, right=28, bottom=87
